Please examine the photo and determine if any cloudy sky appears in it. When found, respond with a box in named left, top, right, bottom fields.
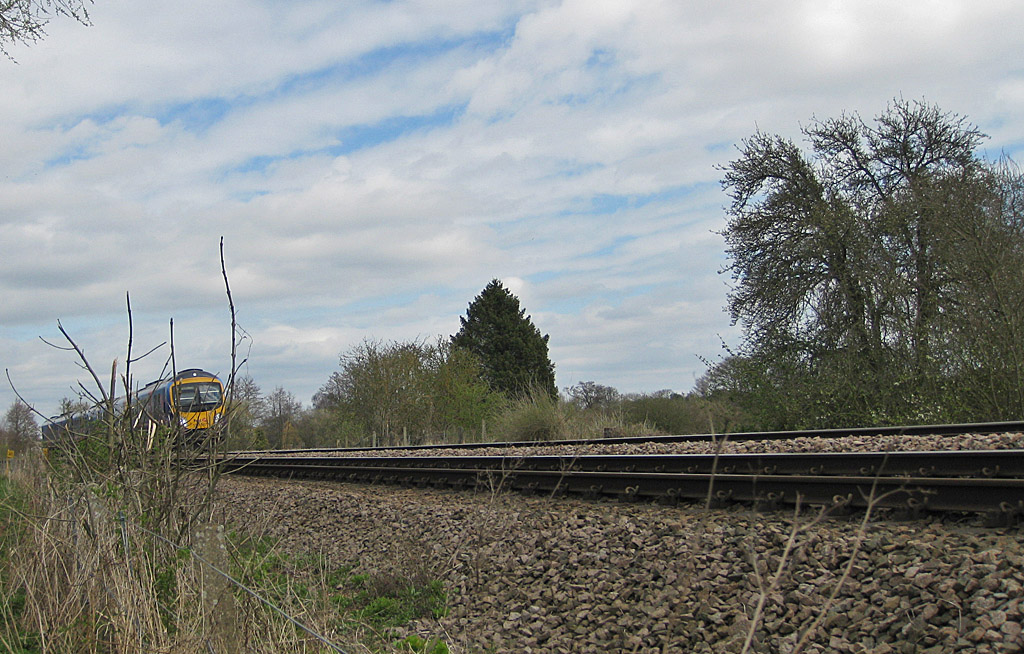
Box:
left=3, top=0, right=1023, bottom=419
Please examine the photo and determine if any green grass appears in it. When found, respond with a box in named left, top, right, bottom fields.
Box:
left=2, top=468, right=450, bottom=653
left=230, top=534, right=449, bottom=651
left=0, top=476, right=42, bottom=654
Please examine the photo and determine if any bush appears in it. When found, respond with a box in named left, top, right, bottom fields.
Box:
left=489, top=387, right=566, bottom=441
left=488, top=387, right=660, bottom=442
left=619, top=393, right=748, bottom=435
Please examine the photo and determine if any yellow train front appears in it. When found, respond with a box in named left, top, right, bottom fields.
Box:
left=135, top=368, right=225, bottom=437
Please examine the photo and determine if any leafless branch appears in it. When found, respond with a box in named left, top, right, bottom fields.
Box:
left=1, top=0, right=92, bottom=59
left=4, top=368, right=49, bottom=423
left=704, top=432, right=729, bottom=510
left=49, top=319, right=110, bottom=405
left=221, top=236, right=239, bottom=445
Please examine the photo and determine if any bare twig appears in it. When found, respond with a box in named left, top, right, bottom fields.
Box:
left=4, top=369, right=49, bottom=424
left=739, top=496, right=831, bottom=654
left=221, top=236, right=238, bottom=446
left=704, top=432, right=728, bottom=510
left=791, top=475, right=903, bottom=653
left=54, top=320, right=110, bottom=405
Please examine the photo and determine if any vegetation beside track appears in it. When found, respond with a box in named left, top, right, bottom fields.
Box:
left=0, top=449, right=450, bottom=653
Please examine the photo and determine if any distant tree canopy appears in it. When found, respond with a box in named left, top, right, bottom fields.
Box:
left=451, top=279, right=557, bottom=399
left=262, top=386, right=301, bottom=450
left=1, top=400, right=39, bottom=455
left=565, top=381, right=620, bottom=411
left=224, top=375, right=268, bottom=450
left=314, top=337, right=503, bottom=446
left=712, top=99, right=1024, bottom=428
left=4, top=400, right=38, bottom=441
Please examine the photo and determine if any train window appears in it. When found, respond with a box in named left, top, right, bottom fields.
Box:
left=174, top=382, right=223, bottom=412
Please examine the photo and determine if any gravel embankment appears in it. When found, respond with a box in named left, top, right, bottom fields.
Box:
left=216, top=471, right=1024, bottom=654
left=278, top=431, right=1024, bottom=458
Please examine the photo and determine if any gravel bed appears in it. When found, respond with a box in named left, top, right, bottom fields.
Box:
left=267, top=431, right=1024, bottom=459
left=216, top=474, right=1024, bottom=654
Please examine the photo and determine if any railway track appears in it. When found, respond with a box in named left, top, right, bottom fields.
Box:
left=218, top=447, right=1024, bottom=520
left=243, top=419, right=1024, bottom=454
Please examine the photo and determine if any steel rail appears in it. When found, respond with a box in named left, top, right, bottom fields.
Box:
left=222, top=461, right=1024, bottom=515
left=235, top=420, right=1024, bottom=455
left=220, top=449, right=1024, bottom=479
left=218, top=450, right=1024, bottom=516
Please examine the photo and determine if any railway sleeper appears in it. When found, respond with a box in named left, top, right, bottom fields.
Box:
left=889, top=493, right=931, bottom=521
left=753, top=491, right=785, bottom=512
left=618, top=485, right=642, bottom=503
left=705, top=488, right=733, bottom=509
left=985, top=500, right=1024, bottom=527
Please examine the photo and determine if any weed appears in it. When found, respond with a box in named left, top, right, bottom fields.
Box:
left=397, top=634, right=451, bottom=653
left=226, top=532, right=450, bottom=650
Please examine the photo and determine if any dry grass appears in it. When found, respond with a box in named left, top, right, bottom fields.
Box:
left=1, top=448, right=452, bottom=653
left=487, top=387, right=659, bottom=442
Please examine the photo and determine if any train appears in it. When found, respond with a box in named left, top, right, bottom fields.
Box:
left=41, top=368, right=226, bottom=443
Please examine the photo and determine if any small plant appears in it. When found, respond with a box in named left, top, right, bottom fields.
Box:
left=229, top=533, right=450, bottom=650
left=397, top=634, right=451, bottom=654
left=331, top=565, right=448, bottom=631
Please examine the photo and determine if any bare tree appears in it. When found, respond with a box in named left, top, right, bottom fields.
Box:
left=224, top=374, right=266, bottom=449
left=3, top=399, right=38, bottom=441
left=1, top=0, right=91, bottom=57
left=565, top=381, right=620, bottom=411
left=262, top=386, right=301, bottom=449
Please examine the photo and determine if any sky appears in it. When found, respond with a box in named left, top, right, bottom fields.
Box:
left=3, top=0, right=1024, bottom=420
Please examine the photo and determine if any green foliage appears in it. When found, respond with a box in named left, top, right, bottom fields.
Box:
left=232, top=535, right=313, bottom=605
left=352, top=579, right=447, bottom=627
left=315, top=338, right=504, bottom=446
left=0, top=479, right=39, bottom=653
left=71, top=428, right=115, bottom=472
left=619, top=392, right=747, bottom=435
left=719, top=99, right=1024, bottom=428
left=152, top=546, right=193, bottom=634
left=452, top=279, right=557, bottom=399
left=488, top=387, right=663, bottom=441
left=427, top=342, right=507, bottom=438
left=231, top=534, right=449, bottom=649
left=490, top=386, right=566, bottom=441
left=397, top=634, right=451, bottom=654
left=298, top=408, right=367, bottom=448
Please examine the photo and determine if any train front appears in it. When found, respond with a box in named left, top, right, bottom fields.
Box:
left=170, top=370, right=224, bottom=431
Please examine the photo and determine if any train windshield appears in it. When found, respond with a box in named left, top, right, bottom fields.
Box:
left=174, top=382, right=222, bottom=412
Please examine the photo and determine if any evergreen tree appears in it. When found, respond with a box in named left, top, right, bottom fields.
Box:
left=452, top=279, right=557, bottom=398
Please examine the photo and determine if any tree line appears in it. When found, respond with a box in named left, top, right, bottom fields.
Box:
left=218, top=280, right=744, bottom=449
left=226, top=279, right=564, bottom=449
left=701, top=99, right=1024, bottom=429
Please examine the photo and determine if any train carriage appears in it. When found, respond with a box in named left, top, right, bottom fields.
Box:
left=135, top=368, right=224, bottom=433
left=42, top=368, right=225, bottom=444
